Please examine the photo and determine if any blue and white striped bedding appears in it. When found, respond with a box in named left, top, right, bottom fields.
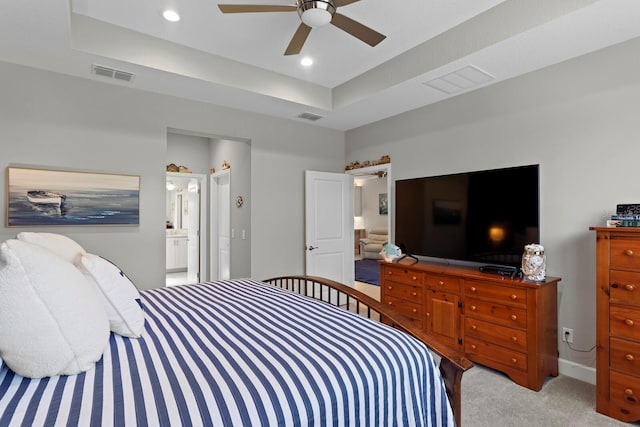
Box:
left=0, top=279, right=454, bottom=426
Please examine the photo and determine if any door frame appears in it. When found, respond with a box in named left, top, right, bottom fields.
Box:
left=209, top=169, right=231, bottom=280
left=166, top=172, right=208, bottom=283
left=346, top=163, right=393, bottom=244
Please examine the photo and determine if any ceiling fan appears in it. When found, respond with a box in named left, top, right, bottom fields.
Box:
left=218, top=0, right=386, bottom=55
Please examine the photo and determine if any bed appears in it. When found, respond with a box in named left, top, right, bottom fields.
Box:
left=0, top=276, right=471, bottom=426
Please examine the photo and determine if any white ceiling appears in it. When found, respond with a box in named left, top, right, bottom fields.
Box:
left=3, top=0, right=640, bottom=131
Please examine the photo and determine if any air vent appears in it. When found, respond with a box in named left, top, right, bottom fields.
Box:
left=297, top=112, right=323, bottom=121
left=423, top=65, right=494, bottom=95
left=92, top=64, right=135, bottom=83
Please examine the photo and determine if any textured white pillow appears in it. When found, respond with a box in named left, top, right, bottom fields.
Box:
left=78, top=254, right=145, bottom=338
left=0, top=240, right=109, bottom=378
left=16, top=232, right=86, bottom=265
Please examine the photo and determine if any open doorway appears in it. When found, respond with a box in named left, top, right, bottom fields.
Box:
left=165, top=172, right=207, bottom=286
left=346, top=163, right=392, bottom=301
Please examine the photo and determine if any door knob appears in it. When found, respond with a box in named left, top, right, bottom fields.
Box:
left=307, top=246, right=318, bottom=251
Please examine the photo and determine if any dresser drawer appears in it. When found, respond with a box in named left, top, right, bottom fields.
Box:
left=426, top=274, right=460, bottom=293
left=465, top=336, right=527, bottom=371
left=611, top=337, right=640, bottom=376
left=382, top=267, right=425, bottom=285
left=465, top=281, right=527, bottom=308
left=609, top=370, right=640, bottom=421
left=465, top=317, right=527, bottom=352
left=384, top=295, right=422, bottom=320
left=465, top=298, right=527, bottom=329
left=610, top=270, right=640, bottom=307
left=611, top=238, right=640, bottom=271
left=611, top=306, right=640, bottom=341
left=384, top=281, right=423, bottom=301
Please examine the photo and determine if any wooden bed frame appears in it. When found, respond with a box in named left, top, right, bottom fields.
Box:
left=264, top=275, right=473, bottom=426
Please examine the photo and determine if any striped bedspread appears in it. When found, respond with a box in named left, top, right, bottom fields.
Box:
left=0, top=279, right=454, bottom=426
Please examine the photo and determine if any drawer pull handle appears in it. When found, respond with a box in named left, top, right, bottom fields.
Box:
left=626, top=354, right=635, bottom=361
left=388, top=301, right=393, bottom=306
left=625, top=249, right=634, bottom=257
left=510, top=294, right=517, bottom=300
left=439, top=280, right=444, bottom=286
left=511, top=358, right=518, bottom=364
left=627, top=396, right=638, bottom=404
left=625, top=388, right=635, bottom=396
left=511, top=337, right=518, bottom=342
left=471, top=325, right=477, bottom=330
left=412, top=292, right=417, bottom=296
left=426, top=312, right=431, bottom=317
left=387, top=285, right=393, bottom=290
left=387, top=271, right=392, bottom=275
left=511, top=315, right=518, bottom=321
left=412, top=308, right=417, bottom=313
left=625, top=319, right=635, bottom=327
left=470, top=286, right=477, bottom=292
left=470, top=305, right=477, bottom=311
left=624, top=284, right=636, bottom=292
left=471, top=344, right=477, bottom=350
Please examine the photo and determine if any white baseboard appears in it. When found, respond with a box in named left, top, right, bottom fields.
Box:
left=559, top=358, right=596, bottom=385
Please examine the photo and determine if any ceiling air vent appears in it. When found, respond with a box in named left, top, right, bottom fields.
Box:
left=423, top=65, right=494, bottom=95
left=297, top=112, right=323, bottom=121
left=92, top=64, right=135, bottom=83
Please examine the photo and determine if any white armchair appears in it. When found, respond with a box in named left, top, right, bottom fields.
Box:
left=359, top=228, right=388, bottom=260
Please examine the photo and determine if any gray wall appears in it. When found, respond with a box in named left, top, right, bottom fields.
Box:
left=346, top=37, right=640, bottom=376
left=0, top=61, right=345, bottom=289
left=210, top=138, right=252, bottom=278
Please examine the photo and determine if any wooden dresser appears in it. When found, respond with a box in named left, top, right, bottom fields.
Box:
left=380, top=260, right=560, bottom=391
left=592, top=227, right=640, bottom=422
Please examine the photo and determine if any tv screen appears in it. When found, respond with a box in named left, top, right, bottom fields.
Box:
left=395, top=164, right=539, bottom=268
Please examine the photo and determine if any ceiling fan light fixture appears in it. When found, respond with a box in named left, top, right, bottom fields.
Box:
left=298, top=1, right=335, bottom=27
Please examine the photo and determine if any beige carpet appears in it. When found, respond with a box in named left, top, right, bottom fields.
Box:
left=461, top=364, right=638, bottom=427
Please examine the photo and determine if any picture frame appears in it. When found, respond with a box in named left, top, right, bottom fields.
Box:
left=379, top=193, right=388, bottom=215
left=6, top=166, right=140, bottom=226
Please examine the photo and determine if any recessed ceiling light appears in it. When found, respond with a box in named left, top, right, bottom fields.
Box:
left=163, top=10, right=180, bottom=22
left=301, top=57, right=313, bottom=67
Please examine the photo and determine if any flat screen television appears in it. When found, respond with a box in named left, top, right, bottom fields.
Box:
left=395, top=164, right=539, bottom=268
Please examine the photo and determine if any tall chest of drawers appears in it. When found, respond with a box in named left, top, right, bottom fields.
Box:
left=380, top=261, right=559, bottom=391
left=592, top=227, right=640, bottom=422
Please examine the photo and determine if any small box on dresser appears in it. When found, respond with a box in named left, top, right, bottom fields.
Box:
left=591, top=227, right=640, bottom=423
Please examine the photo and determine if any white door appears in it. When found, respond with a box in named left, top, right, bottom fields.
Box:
left=210, top=170, right=231, bottom=280
left=305, top=170, right=354, bottom=286
left=187, top=185, right=200, bottom=283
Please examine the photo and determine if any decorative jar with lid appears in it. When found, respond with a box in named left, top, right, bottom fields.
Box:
left=522, top=244, right=546, bottom=282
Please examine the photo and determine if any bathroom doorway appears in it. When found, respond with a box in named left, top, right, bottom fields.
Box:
left=166, top=172, right=207, bottom=286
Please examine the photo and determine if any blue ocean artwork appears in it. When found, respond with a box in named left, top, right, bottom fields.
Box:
left=7, top=168, right=140, bottom=226
left=8, top=188, right=139, bottom=226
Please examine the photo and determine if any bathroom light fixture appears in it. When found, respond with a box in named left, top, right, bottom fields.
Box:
left=300, top=57, right=313, bottom=66
left=163, top=10, right=180, bottom=22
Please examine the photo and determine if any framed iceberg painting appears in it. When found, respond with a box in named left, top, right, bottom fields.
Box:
left=6, top=166, right=140, bottom=226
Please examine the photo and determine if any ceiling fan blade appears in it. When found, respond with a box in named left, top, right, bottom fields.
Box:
left=334, top=0, right=361, bottom=7
left=218, top=4, right=297, bottom=13
left=331, top=13, right=386, bottom=47
left=284, top=23, right=312, bottom=55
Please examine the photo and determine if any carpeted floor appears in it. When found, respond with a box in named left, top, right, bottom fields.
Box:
left=355, top=258, right=380, bottom=286
left=460, top=364, right=636, bottom=427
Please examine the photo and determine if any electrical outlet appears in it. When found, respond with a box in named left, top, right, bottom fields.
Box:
left=562, top=327, right=574, bottom=343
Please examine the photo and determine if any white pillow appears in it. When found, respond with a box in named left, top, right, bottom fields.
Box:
left=78, top=254, right=145, bottom=338
left=16, top=232, right=86, bottom=265
left=0, top=239, right=109, bottom=378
